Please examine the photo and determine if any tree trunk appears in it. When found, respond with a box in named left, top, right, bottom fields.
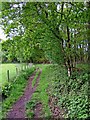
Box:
left=67, top=58, right=71, bottom=77
left=87, top=1, right=90, bottom=117
left=87, top=2, right=90, bottom=64
left=67, top=26, right=72, bottom=77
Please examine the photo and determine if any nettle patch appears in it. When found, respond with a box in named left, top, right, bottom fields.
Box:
left=46, top=65, right=89, bottom=118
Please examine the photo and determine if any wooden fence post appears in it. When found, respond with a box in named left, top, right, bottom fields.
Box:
left=7, top=70, right=10, bottom=82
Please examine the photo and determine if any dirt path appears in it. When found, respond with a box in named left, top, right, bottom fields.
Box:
left=7, top=69, right=42, bottom=118
left=49, top=96, right=65, bottom=118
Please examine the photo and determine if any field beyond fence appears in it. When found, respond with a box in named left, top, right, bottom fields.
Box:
left=0, top=63, right=33, bottom=86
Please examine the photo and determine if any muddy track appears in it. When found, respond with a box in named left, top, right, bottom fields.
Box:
left=6, top=69, right=42, bottom=118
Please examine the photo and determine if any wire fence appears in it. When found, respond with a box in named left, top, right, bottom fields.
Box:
left=6, top=63, right=33, bottom=82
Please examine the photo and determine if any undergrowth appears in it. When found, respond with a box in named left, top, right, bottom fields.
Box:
left=2, top=64, right=89, bottom=119
left=26, top=64, right=89, bottom=118
left=46, top=64, right=89, bottom=118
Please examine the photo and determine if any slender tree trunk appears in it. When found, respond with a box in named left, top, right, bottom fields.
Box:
left=87, top=1, right=90, bottom=117
left=87, top=2, right=90, bottom=64
left=73, top=31, right=77, bottom=67
left=79, top=44, right=83, bottom=62
left=67, top=26, right=72, bottom=77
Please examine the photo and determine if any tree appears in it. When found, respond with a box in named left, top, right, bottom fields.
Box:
left=1, top=2, right=88, bottom=76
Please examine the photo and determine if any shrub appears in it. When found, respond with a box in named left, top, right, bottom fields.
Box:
left=2, top=67, right=35, bottom=100
left=2, top=82, right=12, bottom=100
left=46, top=65, right=89, bottom=118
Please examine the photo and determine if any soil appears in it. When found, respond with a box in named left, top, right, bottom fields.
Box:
left=48, top=96, right=65, bottom=118
left=6, top=69, right=42, bottom=119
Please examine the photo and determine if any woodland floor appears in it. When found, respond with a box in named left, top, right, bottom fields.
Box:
left=6, top=68, right=64, bottom=119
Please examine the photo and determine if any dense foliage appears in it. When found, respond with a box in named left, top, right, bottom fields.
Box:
left=47, top=64, right=89, bottom=118
left=1, top=2, right=90, bottom=76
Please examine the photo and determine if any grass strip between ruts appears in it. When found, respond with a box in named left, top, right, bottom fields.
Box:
left=32, top=69, right=40, bottom=87
left=26, top=65, right=52, bottom=118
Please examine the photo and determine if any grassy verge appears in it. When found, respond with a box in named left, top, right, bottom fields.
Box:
left=2, top=67, right=35, bottom=118
left=32, top=69, right=40, bottom=87
left=76, top=63, right=89, bottom=72
left=26, top=64, right=52, bottom=118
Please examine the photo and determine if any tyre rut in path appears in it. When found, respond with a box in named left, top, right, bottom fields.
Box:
left=34, top=102, right=42, bottom=118
left=7, top=69, right=42, bottom=118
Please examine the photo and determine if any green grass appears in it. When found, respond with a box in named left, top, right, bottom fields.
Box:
left=0, top=63, right=27, bottom=86
left=29, top=63, right=89, bottom=118
left=36, top=65, right=52, bottom=117
left=26, top=64, right=66, bottom=118
left=76, top=63, right=89, bottom=72
left=2, top=63, right=89, bottom=118
left=32, top=69, right=40, bottom=87
left=26, top=64, right=52, bottom=118
left=34, top=63, right=52, bottom=69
